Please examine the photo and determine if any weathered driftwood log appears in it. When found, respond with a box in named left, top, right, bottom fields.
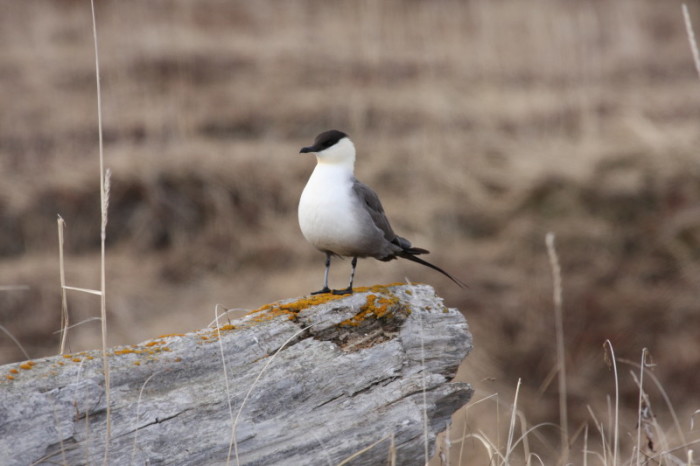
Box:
left=0, top=284, right=472, bottom=465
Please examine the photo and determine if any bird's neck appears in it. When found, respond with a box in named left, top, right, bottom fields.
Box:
left=315, top=157, right=355, bottom=173
left=308, top=161, right=355, bottom=190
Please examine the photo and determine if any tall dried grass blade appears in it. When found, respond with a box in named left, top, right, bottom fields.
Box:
left=618, top=358, right=688, bottom=453
left=682, top=4, right=700, bottom=80
left=603, top=340, right=619, bottom=466
left=635, top=348, right=648, bottom=466
left=213, top=305, right=235, bottom=466
left=57, top=215, right=69, bottom=354
left=505, top=378, right=522, bottom=462
left=546, top=232, right=569, bottom=462
left=89, top=0, right=111, bottom=460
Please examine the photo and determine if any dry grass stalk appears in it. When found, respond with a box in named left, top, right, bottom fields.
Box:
left=603, top=340, right=620, bottom=466
left=213, top=304, right=236, bottom=466
left=635, top=348, right=649, bottom=466
left=57, top=215, right=69, bottom=354
left=89, top=0, right=111, bottom=459
left=546, top=232, right=569, bottom=462
left=682, top=4, right=700, bottom=80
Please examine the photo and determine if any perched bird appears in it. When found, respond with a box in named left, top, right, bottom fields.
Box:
left=297, top=129, right=466, bottom=295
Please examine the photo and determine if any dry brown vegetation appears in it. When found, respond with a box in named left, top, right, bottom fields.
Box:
left=1, top=0, right=699, bottom=463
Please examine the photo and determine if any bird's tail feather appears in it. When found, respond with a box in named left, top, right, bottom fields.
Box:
left=398, top=252, right=467, bottom=288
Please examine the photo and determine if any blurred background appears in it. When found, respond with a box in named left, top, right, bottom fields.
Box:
left=1, top=0, right=699, bottom=462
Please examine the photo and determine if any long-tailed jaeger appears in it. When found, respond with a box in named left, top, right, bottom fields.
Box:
left=297, top=129, right=466, bottom=295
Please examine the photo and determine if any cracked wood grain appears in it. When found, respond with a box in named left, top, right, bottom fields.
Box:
left=0, top=284, right=472, bottom=465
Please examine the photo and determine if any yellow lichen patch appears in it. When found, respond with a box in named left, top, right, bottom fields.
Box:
left=9, top=368, right=18, bottom=374
left=246, top=289, right=358, bottom=323
left=62, top=354, right=72, bottom=359
left=19, top=361, right=36, bottom=370
left=157, top=333, right=185, bottom=339
left=114, top=348, right=140, bottom=356
left=354, top=283, right=405, bottom=294
left=145, top=340, right=165, bottom=347
left=191, top=284, right=407, bottom=331
left=72, top=358, right=82, bottom=363
left=174, top=357, right=182, bottom=362
left=134, top=361, right=141, bottom=366
left=239, top=284, right=408, bottom=327
left=339, top=292, right=402, bottom=327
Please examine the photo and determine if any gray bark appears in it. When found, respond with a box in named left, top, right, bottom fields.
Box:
left=0, top=284, right=472, bottom=465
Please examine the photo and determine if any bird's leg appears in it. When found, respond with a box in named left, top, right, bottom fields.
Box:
left=311, top=253, right=332, bottom=295
left=332, top=257, right=357, bottom=295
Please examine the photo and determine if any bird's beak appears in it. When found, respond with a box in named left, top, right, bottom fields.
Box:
left=299, top=146, right=316, bottom=154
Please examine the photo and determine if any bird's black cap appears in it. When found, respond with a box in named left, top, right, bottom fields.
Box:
left=300, top=130, right=347, bottom=153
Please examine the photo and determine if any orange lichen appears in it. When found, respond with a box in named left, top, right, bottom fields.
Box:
left=244, top=284, right=404, bottom=325
left=110, top=340, right=172, bottom=359
left=6, top=375, right=14, bottom=380
left=157, top=333, right=184, bottom=338
left=355, top=283, right=405, bottom=293
left=174, top=357, right=182, bottom=362
left=62, top=354, right=72, bottom=359
left=246, top=293, right=341, bottom=321
left=339, top=292, right=402, bottom=327
left=9, top=368, right=18, bottom=374
left=19, top=361, right=35, bottom=370
left=72, top=358, right=82, bottom=363
left=218, top=324, right=236, bottom=331
left=134, top=361, right=141, bottom=366
left=232, top=284, right=408, bottom=330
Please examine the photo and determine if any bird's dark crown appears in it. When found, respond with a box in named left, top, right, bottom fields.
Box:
left=314, top=130, right=347, bottom=149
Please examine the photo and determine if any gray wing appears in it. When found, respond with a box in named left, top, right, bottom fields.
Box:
left=352, top=178, right=429, bottom=257
left=352, top=178, right=399, bottom=244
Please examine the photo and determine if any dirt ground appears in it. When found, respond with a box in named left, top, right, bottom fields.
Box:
left=1, top=0, right=699, bottom=463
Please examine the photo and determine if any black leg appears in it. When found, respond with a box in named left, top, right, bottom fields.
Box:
left=332, top=257, right=357, bottom=295
left=311, top=253, right=332, bottom=295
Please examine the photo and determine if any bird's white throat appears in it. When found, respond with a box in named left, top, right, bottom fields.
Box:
left=314, top=137, right=356, bottom=169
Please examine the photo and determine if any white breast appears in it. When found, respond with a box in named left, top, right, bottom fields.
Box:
left=298, top=164, right=371, bottom=256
